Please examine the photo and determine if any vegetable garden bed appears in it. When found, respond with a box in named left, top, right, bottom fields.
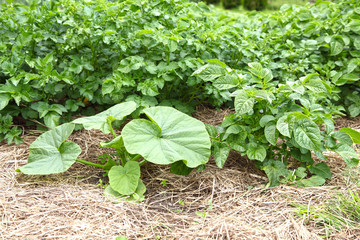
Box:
left=1, top=108, right=359, bottom=239
left=2, top=0, right=360, bottom=238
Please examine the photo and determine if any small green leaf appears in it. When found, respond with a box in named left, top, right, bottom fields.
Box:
left=234, top=90, right=254, bottom=115
left=264, top=122, right=278, bottom=146
left=192, top=63, right=227, bottom=81
left=104, top=179, right=146, bottom=203
left=309, top=162, right=332, bottom=179
left=246, top=144, right=266, bottom=162
left=222, top=124, right=242, bottom=140
left=115, top=236, right=128, bottom=240
left=100, top=136, right=124, bottom=149
left=0, top=94, right=11, bottom=111
left=259, top=115, right=275, bottom=128
left=336, top=74, right=358, bottom=86
left=304, top=79, right=328, bottom=93
left=205, top=124, right=217, bottom=139
left=294, top=175, right=326, bottom=187
left=213, top=141, right=230, bottom=168
left=332, top=131, right=353, bottom=146
left=294, top=118, right=321, bottom=152
left=213, top=75, right=238, bottom=90
left=227, top=134, right=247, bottom=152
left=170, top=161, right=194, bottom=176
left=290, top=149, right=313, bottom=164
left=248, top=62, right=263, bottom=77
left=294, top=167, right=307, bottom=179
left=276, top=115, right=291, bottom=137
left=108, top=161, right=141, bottom=196
left=262, top=160, right=289, bottom=188
left=44, top=112, right=60, bottom=129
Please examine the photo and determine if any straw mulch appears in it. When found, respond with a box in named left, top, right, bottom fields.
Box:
left=1, top=107, right=360, bottom=240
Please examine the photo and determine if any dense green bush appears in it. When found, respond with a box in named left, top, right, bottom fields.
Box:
left=222, top=0, right=241, bottom=9
left=243, top=0, right=268, bottom=10
left=0, top=0, right=235, bottom=143
left=1, top=0, right=360, bottom=146
left=4, top=0, right=360, bottom=192
left=204, top=0, right=220, bottom=4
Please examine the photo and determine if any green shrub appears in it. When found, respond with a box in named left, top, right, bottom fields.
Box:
left=222, top=0, right=241, bottom=9
left=243, top=0, right=268, bottom=11
left=204, top=0, right=220, bottom=4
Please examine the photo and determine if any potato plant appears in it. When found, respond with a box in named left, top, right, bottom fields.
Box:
left=194, top=60, right=360, bottom=187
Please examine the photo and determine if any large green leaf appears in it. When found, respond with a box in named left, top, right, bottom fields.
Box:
left=339, top=128, right=360, bottom=144
left=304, top=79, right=328, bottom=93
left=73, top=101, right=136, bottom=134
left=122, top=106, right=211, bottom=168
left=213, top=75, right=238, bottom=90
left=191, top=63, right=227, bottom=81
left=18, top=123, right=81, bottom=174
left=334, top=144, right=359, bottom=167
left=108, top=161, right=141, bottom=196
left=332, top=131, right=353, bottom=146
left=330, top=38, right=344, bottom=56
left=293, top=118, right=321, bottom=152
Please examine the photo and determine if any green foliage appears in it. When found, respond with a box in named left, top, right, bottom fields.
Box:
left=243, top=0, right=268, bottom=11
left=222, top=0, right=241, bottom=9
left=292, top=188, right=360, bottom=236
left=6, top=0, right=360, bottom=194
left=2, top=0, right=360, bottom=143
left=0, top=0, right=231, bottom=135
left=17, top=123, right=81, bottom=174
left=0, top=114, right=23, bottom=144
left=17, top=102, right=211, bottom=201
left=122, top=106, right=211, bottom=168
left=204, top=0, right=220, bottom=4
left=194, top=61, right=360, bottom=187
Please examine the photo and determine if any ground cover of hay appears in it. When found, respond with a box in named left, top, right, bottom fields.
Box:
left=1, top=107, right=360, bottom=240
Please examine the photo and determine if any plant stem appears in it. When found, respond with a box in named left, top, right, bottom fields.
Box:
left=76, top=158, right=107, bottom=169
left=139, top=159, right=147, bottom=166
left=131, top=154, right=141, bottom=162
left=120, top=157, right=126, bottom=167
left=107, top=118, right=117, bottom=138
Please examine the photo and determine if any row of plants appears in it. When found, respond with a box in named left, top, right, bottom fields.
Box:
left=194, top=60, right=360, bottom=187
left=17, top=60, right=360, bottom=201
left=1, top=0, right=359, bottom=142
left=3, top=0, right=360, bottom=200
left=201, top=0, right=268, bottom=11
left=0, top=0, right=233, bottom=143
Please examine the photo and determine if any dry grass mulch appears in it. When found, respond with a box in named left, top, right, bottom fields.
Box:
left=1, top=108, right=360, bottom=240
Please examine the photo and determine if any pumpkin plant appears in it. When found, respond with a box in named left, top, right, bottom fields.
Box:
left=16, top=101, right=211, bottom=202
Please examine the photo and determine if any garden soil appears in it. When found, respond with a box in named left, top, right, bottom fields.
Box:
left=1, top=106, right=360, bottom=240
